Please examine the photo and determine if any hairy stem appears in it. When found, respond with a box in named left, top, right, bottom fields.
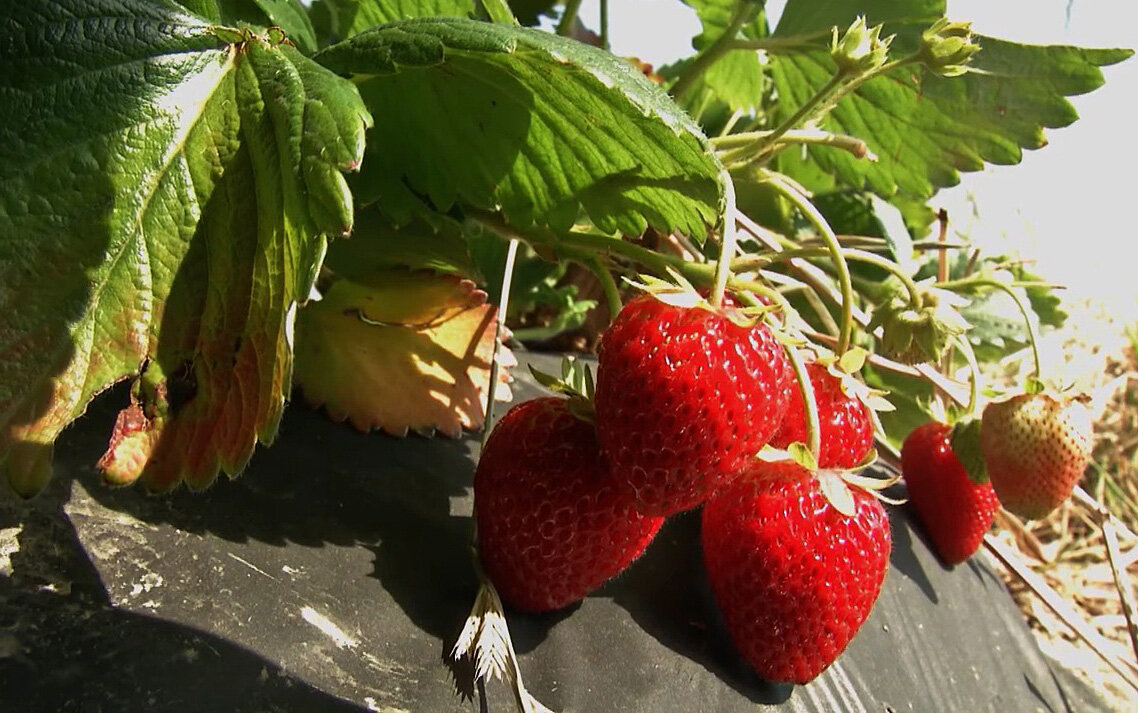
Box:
left=764, top=173, right=855, bottom=354
left=735, top=246, right=924, bottom=309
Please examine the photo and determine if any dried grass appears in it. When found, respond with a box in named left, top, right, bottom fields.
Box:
left=983, top=302, right=1138, bottom=711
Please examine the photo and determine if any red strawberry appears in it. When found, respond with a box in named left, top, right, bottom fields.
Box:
left=702, top=471, right=891, bottom=684
left=980, top=393, right=1093, bottom=520
left=474, top=397, right=663, bottom=612
left=901, top=422, right=999, bottom=565
left=594, top=295, right=792, bottom=515
left=769, top=362, right=874, bottom=468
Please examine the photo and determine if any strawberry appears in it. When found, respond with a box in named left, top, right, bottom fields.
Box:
left=980, top=393, right=1093, bottom=521
left=901, top=421, right=999, bottom=565
left=769, top=362, right=874, bottom=468
left=701, top=471, right=891, bottom=684
left=594, top=295, right=792, bottom=515
left=474, top=397, right=663, bottom=612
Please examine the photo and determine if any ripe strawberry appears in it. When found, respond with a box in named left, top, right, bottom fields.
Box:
left=702, top=471, right=891, bottom=684
left=901, top=422, right=999, bottom=565
left=474, top=397, right=663, bottom=612
left=980, top=393, right=1092, bottom=521
left=594, top=295, right=792, bottom=515
left=769, top=362, right=874, bottom=468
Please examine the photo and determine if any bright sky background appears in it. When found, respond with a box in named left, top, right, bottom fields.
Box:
left=580, top=0, right=1137, bottom=311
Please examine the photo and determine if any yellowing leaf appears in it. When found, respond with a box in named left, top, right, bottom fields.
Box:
left=294, top=270, right=513, bottom=437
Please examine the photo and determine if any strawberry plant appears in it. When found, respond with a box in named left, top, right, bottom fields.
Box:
left=1, top=0, right=1133, bottom=707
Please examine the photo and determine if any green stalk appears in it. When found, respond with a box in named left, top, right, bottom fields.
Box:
left=953, top=334, right=981, bottom=417
left=714, top=129, right=870, bottom=162
left=599, top=0, right=609, bottom=49
left=740, top=246, right=924, bottom=309
left=585, top=256, right=623, bottom=319
left=669, top=0, right=757, bottom=100
left=556, top=0, right=583, bottom=36
left=742, top=74, right=845, bottom=160
left=764, top=173, right=855, bottom=355
left=938, top=276, right=1045, bottom=380
left=784, top=339, right=822, bottom=463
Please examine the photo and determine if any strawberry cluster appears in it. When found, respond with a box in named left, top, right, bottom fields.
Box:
left=901, top=392, right=1092, bottom=566
left=474, top=294, right=893, bottom=685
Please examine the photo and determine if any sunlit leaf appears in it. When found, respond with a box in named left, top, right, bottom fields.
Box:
left=0, top=0, right=370, bottom=493
left=317, top=17, right=724, bottom=239
left=769, top=0, right=1132, bottom=204
left=294, top=270, right=514, bottom=437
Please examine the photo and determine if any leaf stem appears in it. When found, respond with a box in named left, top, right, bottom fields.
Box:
left=556, top=0, right=583, bottom=36
left=670, top=0, right=758, bottom=100
left=764, top=172, right=855, bottom=354
left=938, top=276, right=1044, bottom=381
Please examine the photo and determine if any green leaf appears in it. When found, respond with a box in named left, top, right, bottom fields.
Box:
left=0, top=0, right=370, bottom=493
left=672, top=0, right=770, bottom=116
left=770, top=0, right=1132, bottom=204
left=322, top=207, right=477, bottom=278
left=310, top=0, right=477, bottom=42
left=316, top=17, right=724, bottom=239
left=250, top=0, right=319, bottom=54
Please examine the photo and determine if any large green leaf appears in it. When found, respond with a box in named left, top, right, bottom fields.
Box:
left=0, top=0, right=370, bottom=494
left=316, top=17, right=724, bottom=239
left=768, top=0, right=1132, bottom=203
left=310, top=0, right=477, bottom=42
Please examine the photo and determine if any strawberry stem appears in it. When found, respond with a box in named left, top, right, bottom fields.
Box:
left=784, top=339, right=822, bottom=463
left=584, top=255, right=624, bottom=321
left=763, top=171, right=855, bottom=355
left=734, top=246, right=923, bottom=309
left=953, top=333, right=980, bottom=417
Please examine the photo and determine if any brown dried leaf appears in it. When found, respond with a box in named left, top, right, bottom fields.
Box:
left=294, top=270, right=513, bottom=437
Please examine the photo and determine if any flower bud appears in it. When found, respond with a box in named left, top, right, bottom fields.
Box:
left=919, top=17, right=981, bottom=77
left=830, top=16, right=893, bottom=74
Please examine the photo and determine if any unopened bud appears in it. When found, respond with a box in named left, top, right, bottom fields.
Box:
left=830, top=16, right=893, bottom=74
left=919, top=17, right=981, bottom=77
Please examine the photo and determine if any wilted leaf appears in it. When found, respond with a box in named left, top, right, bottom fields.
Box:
left=0, top=1, right=370, bottom=493
left=294, top=269, right=514, bottom=437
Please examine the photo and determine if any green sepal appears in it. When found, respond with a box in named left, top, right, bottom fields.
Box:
left=949, top=417, right=988, bottom=485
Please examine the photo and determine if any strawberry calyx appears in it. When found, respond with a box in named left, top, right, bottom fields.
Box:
left=624, top=269, right=781, bottom=330
left=868, top=283, right=970, bottom=365
left=528, top=357, right=597, bottom=423
left=949, top=417, right=988, bottom=485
